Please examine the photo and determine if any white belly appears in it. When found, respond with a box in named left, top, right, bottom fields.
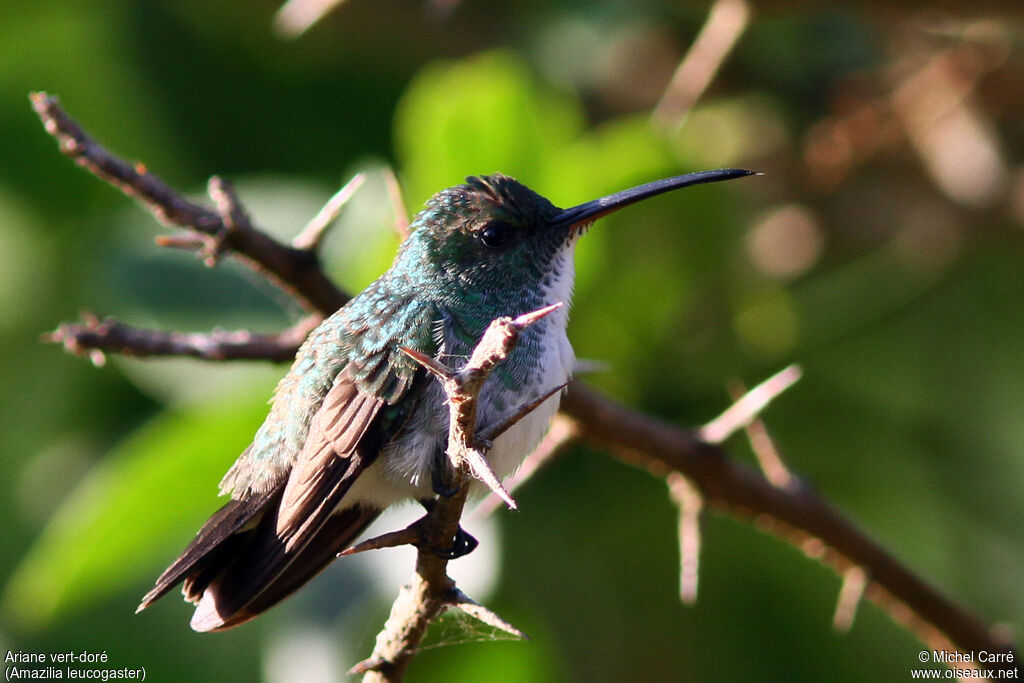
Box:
left=346, top=249, right=577, bottom=509
left=344, top=324, right=574, bottom=508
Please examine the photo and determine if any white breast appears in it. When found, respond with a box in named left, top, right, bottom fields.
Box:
left=346, top=246, right=577, bottom=508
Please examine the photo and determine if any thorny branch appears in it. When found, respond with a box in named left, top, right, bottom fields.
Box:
left=34, top=95, right=1019, bottom=678
left=560, top=383, right=1017, bottom=673
left=30, top=92, right=347, bottom=315
left=349, top=308, right=552, bottom=682
left=45, top=313, right=317, bottom=364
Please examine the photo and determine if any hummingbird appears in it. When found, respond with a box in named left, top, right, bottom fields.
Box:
left=137, top=168, right=754, bottom=631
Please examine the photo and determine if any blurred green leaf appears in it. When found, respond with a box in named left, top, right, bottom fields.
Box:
left=0, top=186, right=51, bottom=333
left=395, top=50, right=585, bottom=205
left=2, top=393, right=269, bottom=629
left=549, top=112, right=674, bottom=202
left=395, top=50, right=681, bottom=210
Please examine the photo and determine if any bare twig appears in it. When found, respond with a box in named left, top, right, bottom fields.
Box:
left=382, top=166, right=411, bottom=240
left=726, top=378, right=796, bottom=490
left=356, top=307, right=551, bottom=682
left=890, top=33, right=1009, bottom=207
left=44, top=314, right=319, bottom=363
left=652, top=0, right=752, bottom=130
left=292, top=173, right=366, bottom=251
left=699, top=364, right=802, bottom=444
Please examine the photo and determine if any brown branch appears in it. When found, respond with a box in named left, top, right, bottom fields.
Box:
left=44, top=313, right=319, bottom=363
left=559, top=382, right=1018, bottom=673
left=29, top=92, right=347, bottom=315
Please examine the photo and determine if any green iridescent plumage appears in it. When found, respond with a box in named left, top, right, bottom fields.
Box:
left=138, top=168, right=754, bottom=631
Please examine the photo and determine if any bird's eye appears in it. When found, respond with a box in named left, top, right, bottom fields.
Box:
left=479, top=221, right=516, bottom=249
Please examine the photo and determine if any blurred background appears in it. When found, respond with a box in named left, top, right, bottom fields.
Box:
left=1, top=1, right=1022, bottom=681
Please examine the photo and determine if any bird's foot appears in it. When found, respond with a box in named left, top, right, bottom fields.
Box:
left=431, top=465, right=460, bottom=498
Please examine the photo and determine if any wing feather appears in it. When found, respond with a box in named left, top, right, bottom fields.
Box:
left=185, top=368, right=385, bottom=629
left=137, top=482, right=280, bottom=611
left=140, top=297, right=441, bottom=629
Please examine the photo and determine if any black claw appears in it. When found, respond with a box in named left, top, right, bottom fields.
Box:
left=432, top=527, right=479, bottom=559
left=432, top=481, right=461, bottom=498
left=410, top=510, right=479, bottom=559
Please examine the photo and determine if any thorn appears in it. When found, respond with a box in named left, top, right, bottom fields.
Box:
left=727, top=378, right=796, bottom=490
left=155, top=234, right=206, bottom=252
left=293, top=172, right=366, bottom=251
left=208, top=176, right=243, bottom=229
left=206, top=176, right=247, bottom=265
left=833, top=566, right=868, bottom=632
left=460, top=447, right=517, bottom=510
left=667, top=472, right=704, bottom=605
left=338, top=526, right=421, bottom=556
left=398, top=346, right=452, bottom=380
left=699, top=364, right=802, bottom=444
left=274, top=0, right=347, bottom=39
left=348, top=655, right=388, bottom=676
left=479, top=382, right=568, bottom=442
left=472, top=416, right=578, bottom=521
left=448, top=588, right=530, bottom=640
left=512, top=301, right=564, bottom=329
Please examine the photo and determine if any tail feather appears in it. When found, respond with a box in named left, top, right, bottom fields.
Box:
left=189, top=504, right=380, bottom=631
left=137, top=487, right=281, bottom=612
left=139, top=365, right=398, bottom=628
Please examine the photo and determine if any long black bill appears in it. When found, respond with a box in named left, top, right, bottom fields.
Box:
left=551, top=168, right=757, bottom=231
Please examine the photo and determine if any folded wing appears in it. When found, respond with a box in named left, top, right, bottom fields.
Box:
left=138, top=367, right=387, bottom=631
